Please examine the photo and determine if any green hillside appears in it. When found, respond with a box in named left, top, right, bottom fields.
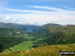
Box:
left=32, top=24, right=75, bottom=48
left=0, top=44, right=75, bottom=56
left=0, top=27, right=34, bottom=52
left=0, top=27, right=25, bottom=37
left=2, top=36, right=34, bottom=53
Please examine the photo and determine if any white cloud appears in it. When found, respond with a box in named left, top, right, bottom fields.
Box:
left=4, top=16, right=10, bottom=20
left=1, top=7, right=53, bottom=14
left=31, top=6, right=60, bottom=11
left=0, top=6, right=75, bottom=25
left=31, top=6, right=75, bottom=12
left=1, top=6, right=75, bottom=16
left=0, top=13, right=75, bottom=25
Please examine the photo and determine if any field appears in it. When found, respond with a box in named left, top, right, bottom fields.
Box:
left=2, top=36, right=34, bottom=53
left=0, top=44, right=75, bottom=56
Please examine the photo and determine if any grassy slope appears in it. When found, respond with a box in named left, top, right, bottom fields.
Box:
left=0, top=44, right=75, bottom=56
left=2, top=36, right=34, bottom=53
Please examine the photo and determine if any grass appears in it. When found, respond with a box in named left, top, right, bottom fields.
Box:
left=2, top=36, right=34, bottom=53
left=0, top=44, right=75, bottom=56
left=3, top=41, right=33, bottom=52
left=24, top=36, right=34, bottom=39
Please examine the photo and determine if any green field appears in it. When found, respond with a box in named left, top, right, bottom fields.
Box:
left=2, top=36, right=34, bottom=53
left=0, top=44, right=75, bottom=56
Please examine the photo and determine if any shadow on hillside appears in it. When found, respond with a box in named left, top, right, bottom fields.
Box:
left=0, top=36, right=28, bottom=52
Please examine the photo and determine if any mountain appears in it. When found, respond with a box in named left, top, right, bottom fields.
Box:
left=0, top=22, right=41, bottom=33
left=0, top=44, right=75, bottom=56
left=32, top=23, right=75, bottom=48
left=33, top=23, right=62, bottom=37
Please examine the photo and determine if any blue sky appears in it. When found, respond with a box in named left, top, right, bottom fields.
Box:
left=0, top=0, right=75, bottom=25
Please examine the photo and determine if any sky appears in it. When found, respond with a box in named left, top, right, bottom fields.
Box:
left=0, top=0, right=75, bottom=25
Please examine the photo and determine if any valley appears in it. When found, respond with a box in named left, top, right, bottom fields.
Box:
left=0, top=23, right=75, bottom=56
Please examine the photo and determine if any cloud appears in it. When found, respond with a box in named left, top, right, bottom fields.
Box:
left=31, top=6, right=61, bottom=11
left=31, top=6, right=75, bottom=11
left=1, top=7, right=52, bottom=14
left=0, top=6, right=75, bottom=25
left=1, top=6, right=75, bottom=15
left=5, top=16, right=10, bottom=20
left=0, top=13, right=75, bottom=25
left=30, top=6, right=75, bottom=16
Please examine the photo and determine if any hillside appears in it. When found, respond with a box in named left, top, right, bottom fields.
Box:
left=0, top=23, right=41, bottom=53
left=0, top=27, right=25, bottom=37
left=2, top=36, right=34, bottom=53
left=0, top=44, right=75, bottom=56
left=32, top=23, right=75, bottom=48
left=0, top=27, right=36, bottom=53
